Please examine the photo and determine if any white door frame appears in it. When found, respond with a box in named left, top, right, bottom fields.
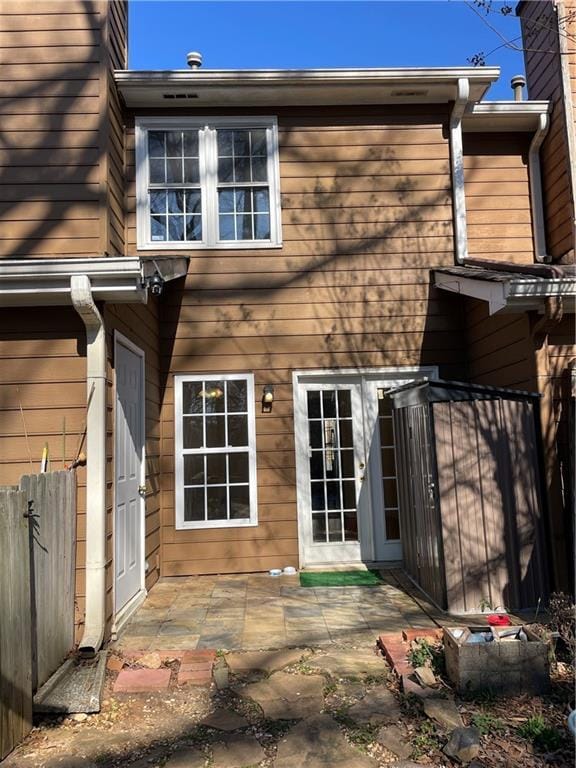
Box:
left=293, top=366, right=438, bottom=569
left=113, top=331, right=146, bottom=633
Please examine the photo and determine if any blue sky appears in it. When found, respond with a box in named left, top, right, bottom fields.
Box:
left=129, top=1, right=525, bottom=100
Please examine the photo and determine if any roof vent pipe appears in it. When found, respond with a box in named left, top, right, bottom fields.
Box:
left=511, top=74, right=526, bottom=101
left=187, top=51, right=203, bottom=69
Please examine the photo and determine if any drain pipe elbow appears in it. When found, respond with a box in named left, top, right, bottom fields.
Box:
left=450, top=78, right=470, bottom=265
left=70, top=275, right=107, bottom=657
left=529, top=112, right=551, bottom=263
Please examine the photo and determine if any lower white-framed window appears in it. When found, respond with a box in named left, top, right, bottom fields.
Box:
left=175, top=373, right=258, bottom=529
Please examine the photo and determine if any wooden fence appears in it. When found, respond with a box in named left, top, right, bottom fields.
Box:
left=0, top=471, right=76, bottom=760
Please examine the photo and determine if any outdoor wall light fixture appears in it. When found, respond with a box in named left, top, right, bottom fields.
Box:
left=262, top=384, right=274, bottom=413
left=146, top=270, right=165, bottom=296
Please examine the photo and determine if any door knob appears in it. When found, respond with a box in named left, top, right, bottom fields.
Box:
left=138, top=484, right=147, bottom=495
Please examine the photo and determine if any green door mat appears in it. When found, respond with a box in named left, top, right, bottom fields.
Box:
left=299, top=570, right=383, bottom=588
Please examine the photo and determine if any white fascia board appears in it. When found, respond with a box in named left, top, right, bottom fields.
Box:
left=0, top=257, right=147, bottom=306
left=463, top=100, right=550, bottom=132
left=434, top=273, right=509, bottom=314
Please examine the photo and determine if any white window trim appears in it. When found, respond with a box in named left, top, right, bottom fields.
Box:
left=135, top=116, right=282, bottom=250
left=174, top=372, right=258, bottom=530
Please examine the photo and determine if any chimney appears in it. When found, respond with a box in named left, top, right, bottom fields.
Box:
left=511, top=74, right=526, bottom=101
left=187, top=51, right=203, bottom=70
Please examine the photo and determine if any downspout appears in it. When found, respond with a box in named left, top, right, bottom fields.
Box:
left=450, top=78, right=470, bottom=265
left=70, top=275, right=107, bottom=656
left=528, top=112, right=551, bottom=263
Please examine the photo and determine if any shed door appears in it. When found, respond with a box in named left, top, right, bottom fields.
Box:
left=114, top=336, right=145, bottom=614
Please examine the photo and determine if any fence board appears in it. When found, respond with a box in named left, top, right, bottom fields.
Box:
left=20, top=471, right=76, bottom=691
left=0, top=488, right=33, bottom=760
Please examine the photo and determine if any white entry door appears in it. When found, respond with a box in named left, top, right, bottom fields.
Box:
left=295, top=370, right=436, bottom=568
left=114, top=334, right=145, bottom=614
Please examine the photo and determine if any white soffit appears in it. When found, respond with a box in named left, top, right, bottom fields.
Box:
left=463, top=101, right=550, bottom=132
left=114, top=67, right=500, bottom=108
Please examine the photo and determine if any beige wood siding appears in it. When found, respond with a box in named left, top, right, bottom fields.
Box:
left=0, top=0, right=126, bottom=258
left=124, top=105, right=472, bottom=576
left=519, top=0, right=575, bottom=261
left=463, top=133, right=535, bottom=264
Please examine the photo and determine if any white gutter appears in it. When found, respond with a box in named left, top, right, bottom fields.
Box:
left=70, top=275, right=107, bottom=656
left=528, top=112, right=551, bottom=263
left=450, top=78, right=470, bottom=265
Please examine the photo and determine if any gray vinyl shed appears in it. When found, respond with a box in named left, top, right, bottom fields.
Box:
left=390, top=380, right=551, bottom=614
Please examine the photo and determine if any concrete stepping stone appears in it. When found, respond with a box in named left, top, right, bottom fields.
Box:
left=225, top=649, right=308, bottom=676
left=113, top=668, right=171, bottom=693
left=164, top=746, right=206, bottom=768
left=211, top=733, right=266, bottom=768
left=347, top=685, right=401, bottom=724
left=236, top=671, right=324, bottom=719
left=423, top=697, right=464, bottom=730
left=202, top=708, right=249, bottom=731
left=310, top=649, right=385, bottom=678
left=376, top=724, right=412, bottom=759
left=273, top=714, right=377, bottom=768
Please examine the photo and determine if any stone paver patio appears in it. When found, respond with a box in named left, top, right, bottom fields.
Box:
left=114, top=569, right=438, bottom=652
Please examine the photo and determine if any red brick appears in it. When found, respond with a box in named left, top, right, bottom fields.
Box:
left=107, top=655, right=124, bottom=672
left=121, top=650, right=184, bottom=662
left=182, top=649, right=216, bottom=663
left=402, top=628, right=442, bottom=643
left=113, top=668, right=171, bottom=693
left=378, top=633, right=402, bottom=648
left=178, top=668, right=212, bottom=685
left=180, top=661, right=212, bottom=672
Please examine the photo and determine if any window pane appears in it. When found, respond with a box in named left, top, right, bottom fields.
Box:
left=380, top=418, right=394, bottom=445
left=236, top=213, right=253, bottom=240
left=252, top=156, right=268, bottom=182
left=251, top=129, right=267, bottom=156
left=228, top=414, right=248, bottom=446
left=235, top=189, right=252, bottom=213
left=381, top=447, right=396, bottom=476
left=219, top=189, right=234, bottom=213
left=339, top=420, right=353, bottom=448
left=227, top=379, right=247, bottom=412
left=234, top=157, right=251, bottom=182
left=342, top=480, right=356, bottom=509
left=219, top=214, right=235, bottom=241
left=218, top=157, right=233, bottom=183
left=344, top=511, right=358, bottom=541
left=338, top=391, right=352, bottom=418
left=385, top=509, right=400, bottom=540
left=204, top=381, right=225, bottom=413
left=148, top=131, right=165, bottom=157
left=229, top=485, right=250, bottom=519
left=325, top=453, right=340, bottom=480
left=165, top=130, right=183, bottom=156
left=309, top=421, right=322, bottom=449
left=168, top=215, right=184, bottom=241
left=150, top=190, right=166, bottom=214
left=183, top=131, right=199, bottom=156
left=229, top=452, right=249, bottom=483
left=184, top=158, right=200, bottom=184
left=186, top=190, right=202, bottom=215
left=184, top=487, right=204, bottom=521
left=322, top=391, right=336, bottom=418
left=217, top=129, right=233, bottom=156
left=149, top=158, right=165, bottom=184
left=167, top=190, right=184, bottom=213
left=311, top=482, right=325, bottom=511
left=233, top=131, right=250, bottom=156
left=183, top=381, right=204, bottom=413
left=328, top=512, right=342, bottom=542
left=207, top=486, right=227, bottom=520
left=254, top=214, right=270, bottom=240
left=312, top=513, right=327, bottom=543
left=340, top=450, right=354, bottom=478
left=254, top=188, right=270, bottom=213
left=151, top=215, right=167, bottom=241
left=310, top=452, right=323, bottom=480
left=166, top=158, right=183, bottom=184
left=183, top=417, right=203, bottom=449
left=206, top=416, right=226, bottom=448
left=383, top=479, right=398, bottom=507
left=186, top=216, right=202, bottom=241
left=184, top=454, right=204, bottom=485
left=326, top=481, right=341, bottom=510
left=206, top=453, right=226, bottom=484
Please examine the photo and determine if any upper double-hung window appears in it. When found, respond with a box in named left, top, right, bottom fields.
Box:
left=135, top=117, right=281, bottom=249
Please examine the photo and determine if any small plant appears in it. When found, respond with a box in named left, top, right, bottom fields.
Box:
left=323, top=679, right=337, bottom=696
left=470, top=711, right=505, bottom=735
left=411, top=719, right=441, bottom=758
left=345, top=722, right=378, bottom=751
left=518, top=715, right=563, bottom=752
left=548, top=592, right=576, bottom=664
left=407, top=638, right=433, bottom=669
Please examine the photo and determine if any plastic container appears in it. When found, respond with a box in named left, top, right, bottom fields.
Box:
left=487, top=613, right=511, bottom=626
left=283, top=566, right=297, bottom=575
left=269, top=568, right=282, bottom=577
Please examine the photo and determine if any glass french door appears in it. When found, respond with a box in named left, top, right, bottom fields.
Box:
left=296, top=376, right=405, bottom=566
